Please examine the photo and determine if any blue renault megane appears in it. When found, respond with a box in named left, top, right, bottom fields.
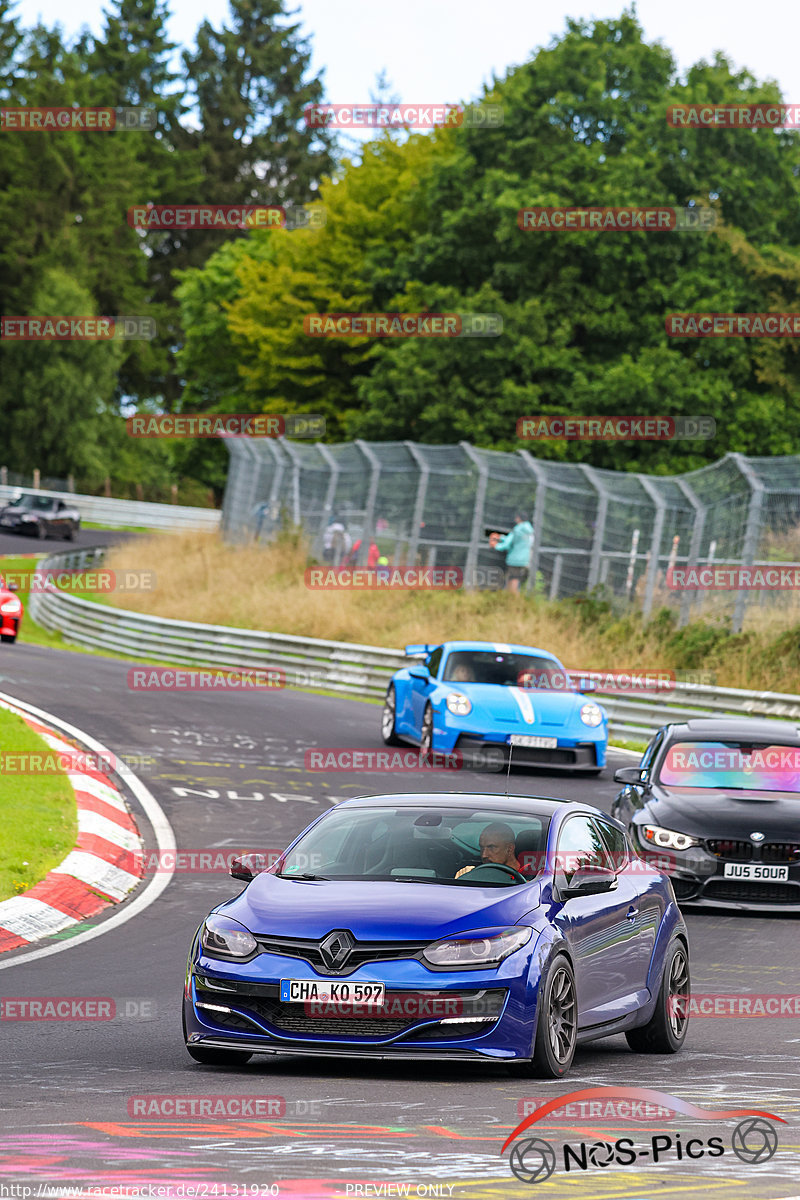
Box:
left=183, top=793, right=689, bottom=1076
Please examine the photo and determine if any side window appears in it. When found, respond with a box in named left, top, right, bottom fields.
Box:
left=595, top=819, right=628, bottom=873
left=427, top=646, right=443, bottom=677
left=638, top=730, right=664, bottom=778
left=554, top=816, right=612, bottom=891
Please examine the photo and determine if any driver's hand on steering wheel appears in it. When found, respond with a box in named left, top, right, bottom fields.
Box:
left=455, top=865, right=476, bottom=879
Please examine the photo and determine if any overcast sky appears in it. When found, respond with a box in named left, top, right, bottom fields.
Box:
left=12, top=0, right=800, bottom=117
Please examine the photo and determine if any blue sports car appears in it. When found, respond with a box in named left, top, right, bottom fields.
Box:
left=381, top=640, right=609, bottom=774
left=183, top=793, right=690, bottom=1076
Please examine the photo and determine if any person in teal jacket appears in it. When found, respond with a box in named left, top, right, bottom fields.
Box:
left=490, top=512, right=533, bottom=592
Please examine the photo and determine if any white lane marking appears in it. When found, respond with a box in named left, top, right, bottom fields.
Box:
left=508, top=686, right=535, bottom=725
left=0, top=897, right=76, bottom=939
left=0, top=690, right=176, bottom=972
left=77, top=809, right=142, bottom=851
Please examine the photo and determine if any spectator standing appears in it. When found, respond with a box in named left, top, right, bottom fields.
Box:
left=490, top=512, right=533, bottom=592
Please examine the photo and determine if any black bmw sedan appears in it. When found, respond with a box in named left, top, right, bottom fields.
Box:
left=612, top=717, right=800, bottom=913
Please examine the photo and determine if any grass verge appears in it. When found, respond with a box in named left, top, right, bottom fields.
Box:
left=97, top=529, right=800, bottom=694
left=0, top=705, right=78, bottom=902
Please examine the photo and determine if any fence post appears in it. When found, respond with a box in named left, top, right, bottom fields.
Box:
left=460, top=443, right=489, bottom=590
left=578, top=465, right=609, bottom=590
left=625, top=529, right=640, bottom=598
left=355, top=441, right=381, bottom=567
left=638, top=476, right=667, bottom=620
left=405, top=442, right=430, bottom=567
left=0, top=467, right=6, bottom=487
left=675, top=478, right=706, bottom=628
left=731, top=453, right=765, bottom=633
left=517, top=450, right=546, bottom=592
left=34, top=469, right=41, bottom=490
left=549, top=554, right=563, bottom=600
left=315, top=443, right=341, bottom=558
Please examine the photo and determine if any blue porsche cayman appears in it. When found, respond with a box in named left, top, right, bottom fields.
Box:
left=183, top=793, right=689, bottom=1076
left=381, top=641, right=609, bottom=774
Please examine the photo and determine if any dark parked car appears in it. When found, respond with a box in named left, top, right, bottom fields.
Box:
left=0, top=494, right=80, bottom=540
left=612, top=717, right=800, bottom=912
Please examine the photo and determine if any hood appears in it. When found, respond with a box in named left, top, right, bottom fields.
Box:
left=223, top=874, right=540, bottom=941
left=646, top=785, right=800, bottom=840
left=449, top=683, right=592, bottom=729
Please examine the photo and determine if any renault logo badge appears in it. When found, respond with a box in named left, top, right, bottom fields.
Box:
left=319, top=929, right=354, bottom=969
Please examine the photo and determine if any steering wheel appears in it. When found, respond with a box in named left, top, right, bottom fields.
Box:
left=461, top=862, right=528, bottom=885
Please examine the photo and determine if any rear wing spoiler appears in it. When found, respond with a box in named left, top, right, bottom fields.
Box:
left=404, top=643, right=433, bottom=658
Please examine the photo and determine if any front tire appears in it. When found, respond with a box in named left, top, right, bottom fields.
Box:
left=625, top=938, right=690, bottom=1054
left=0, top=634, right=16, bottom=644
left=513, top=953, right=577, bottom=1079
left=381, top=684, right=403, bottom=746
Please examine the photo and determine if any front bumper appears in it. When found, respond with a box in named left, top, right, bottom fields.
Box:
left=455, top=734, right=605, bottom=771
left=184, top=948, right=539, bottom=1061
left=0, top=613, right=21, bottom=638
left=639, top=846, right=800, bottom=913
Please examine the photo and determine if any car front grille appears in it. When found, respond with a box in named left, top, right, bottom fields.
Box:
left=195, top=979, right=506, bottom=1041
left=702, top=880, right=800, bottom=904
left=705, top=840, right=800, bottom=864
left=253, top=935, right=428, bottom=975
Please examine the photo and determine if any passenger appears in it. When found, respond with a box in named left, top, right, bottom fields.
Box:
left=456, top=821, right=521, bottom=878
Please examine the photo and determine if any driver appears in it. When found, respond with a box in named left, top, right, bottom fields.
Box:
left=455, top=821, right=521, bottom=878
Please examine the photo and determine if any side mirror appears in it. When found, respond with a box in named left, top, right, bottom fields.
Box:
left=229, top=852, right=270, bottom=882
left=614, top=766, right=645, bottom=785
left=6, top=583, right=18, bottom=592
left=562, top=866, right=617, bottom=897
left=408, top=666, right=429, bottom=680
left=576, top=677, right=597, bottom=693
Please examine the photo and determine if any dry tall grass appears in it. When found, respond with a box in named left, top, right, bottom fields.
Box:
left=102, top=531, right=800, bottom=692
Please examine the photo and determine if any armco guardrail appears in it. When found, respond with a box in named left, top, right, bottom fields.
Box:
left=27, top=548, right=800, bottom=739
left=0, top=486, right=220, bottom=532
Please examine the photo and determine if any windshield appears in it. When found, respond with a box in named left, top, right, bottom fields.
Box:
left=442, top=650, right=570, bottom=688
left=7, top=496, right=51, bottom=511
left=658, top=741, right=800, bottom=792
left=277, top=806, right=550, bottom=884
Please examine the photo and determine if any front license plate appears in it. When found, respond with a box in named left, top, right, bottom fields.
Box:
left=280, top=979, right=385, bottom=1006
left=509, top=734, right=558, bottom=749
left=722, top=863, right=789, bottom=881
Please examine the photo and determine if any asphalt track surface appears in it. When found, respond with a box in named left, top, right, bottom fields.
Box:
left=0, top=641, right=798, bottom=1199
left=0, top=527, right=136, bottom=557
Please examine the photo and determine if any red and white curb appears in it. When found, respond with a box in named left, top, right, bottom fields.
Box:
left=0, top=698, right=145, bottom=953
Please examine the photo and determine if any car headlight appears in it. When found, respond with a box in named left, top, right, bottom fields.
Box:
left=580, top=702, right=603, bottom=727
left=446, top=691, right=472, bottom=716
left=641, top=824, right=699, bottom=851
left=422, top=926, right=532, bottom=967
left=0, top=600, right=21, bottom=614
left=200, top=914, right=257, bottom=958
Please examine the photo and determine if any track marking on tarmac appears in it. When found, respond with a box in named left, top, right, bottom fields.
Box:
left=0, top=691, right=176, bottom=972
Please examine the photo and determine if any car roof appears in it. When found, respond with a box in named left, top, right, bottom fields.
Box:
left=332, top=791, right=615, bottom=822
left=435, top=641, right=560, bottom=658
left=661, top=718, right=800, bottom=743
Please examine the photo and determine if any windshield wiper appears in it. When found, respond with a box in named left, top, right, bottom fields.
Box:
left=281, top=872, right=330, bottom=880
